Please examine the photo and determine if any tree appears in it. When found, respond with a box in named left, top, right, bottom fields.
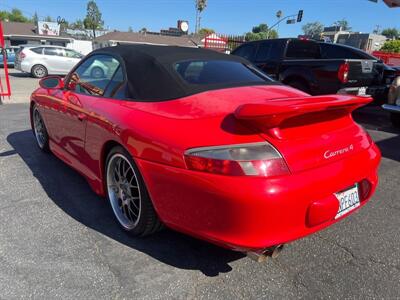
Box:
left=381, top=40, right=400, bottom=53
left=139, top=27, right=147, bottom=34
left=44, top=15, right=54, bottom=22
left=195, top=0, right=207, bottom=33
left=0, top=8, right=30, bottom=22
left=381, top=28, right=399, bottom=39
left=84, top=0, right=104, bottom=39
left=198, top=28, right=214, bottom=37
left=245, top=23, right=278, bottom=41
left=302, top=22, right=324, bottom=39
left=70, top=19, right=85, bottom=30
left=333, top=19, right=351, bottom=31
left=32, top=12, right=38, bottom=24
left=128, top=26, right=133, bottom=32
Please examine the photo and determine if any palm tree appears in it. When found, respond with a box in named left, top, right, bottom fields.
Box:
left=195, top=0, right=207, bottom=34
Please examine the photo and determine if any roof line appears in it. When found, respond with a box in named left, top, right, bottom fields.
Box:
left=97, top=39, right=199, bottom=48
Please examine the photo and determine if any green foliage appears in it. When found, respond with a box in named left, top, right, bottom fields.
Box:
left=0, top=8, right=30, bottom=22
left=69, top=19, right=85, bottom=30
left=245, top=23, right=278, bottom=41
left=302, top=22, right=324, bottom=39
left=44, top=15, right=54, bottom=22
left=333, top=19, right=351, bottom=31
left=198, top=28, right=215, bottom=37
left=381, top=28, right=399, bottom=39
left=32, top=12, right=38, bottom=24
left=380, top=40, right=400, bottom=53
left=84, top=0, right=104, bottom=38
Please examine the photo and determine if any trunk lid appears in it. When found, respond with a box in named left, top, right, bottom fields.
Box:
left=235, top=95, right=372, bottom=172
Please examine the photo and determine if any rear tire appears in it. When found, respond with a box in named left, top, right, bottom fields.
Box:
left=31, top=64, right=48, bottom=78
left=390, top=113, right=400, bottom=128
left=105, top=146, right=162, bottom=236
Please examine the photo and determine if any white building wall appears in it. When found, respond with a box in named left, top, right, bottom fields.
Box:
left=66, top=40, right=93, bottom=55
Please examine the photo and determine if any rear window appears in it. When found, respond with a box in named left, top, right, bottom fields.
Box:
left=174, top=60, right=271, bottom=85
left=30, top=47, right=43, bottom=54
left=319, top=43, right=375, bottom=60
left=232, top=44, right=256, bottom=61
left=286, top=40, right=321, bottom=59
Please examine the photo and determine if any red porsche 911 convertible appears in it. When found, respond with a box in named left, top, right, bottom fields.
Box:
left=30, top=45, right=380, bottom=258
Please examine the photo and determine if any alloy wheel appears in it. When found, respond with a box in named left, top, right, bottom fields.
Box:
left=33, top=108, right=47, bottom=149
left=106, top=153, right=141, bottom=229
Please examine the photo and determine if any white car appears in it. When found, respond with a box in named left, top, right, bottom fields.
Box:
left=15, top=45, right=108, bottom=78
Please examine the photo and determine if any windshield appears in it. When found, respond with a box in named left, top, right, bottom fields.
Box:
left=174, top=60, right=272, bottom=85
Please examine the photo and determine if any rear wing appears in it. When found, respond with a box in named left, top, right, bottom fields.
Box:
left=234, top=95, right=371, bottom=128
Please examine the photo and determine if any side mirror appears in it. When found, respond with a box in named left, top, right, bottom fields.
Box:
left=39, top=76, right=64, bottom=89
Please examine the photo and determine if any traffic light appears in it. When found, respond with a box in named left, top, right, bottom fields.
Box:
left=297, top=10, right=303, bottom=22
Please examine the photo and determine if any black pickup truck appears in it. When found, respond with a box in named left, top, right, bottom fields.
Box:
left=232, top=38, right=389, bottom=97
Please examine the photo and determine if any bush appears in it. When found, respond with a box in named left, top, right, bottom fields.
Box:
left=380, top=40, right=400, bottom=53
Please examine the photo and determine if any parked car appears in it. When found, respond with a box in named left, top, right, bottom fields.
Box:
left=15, top=45, right=106, bottom=78
left=232, top=38, right=387, bottom=98
left=319, top=42, right=398, bottom=102
left=0, top=46, right=19, bottom=67
left=30, top=45, right=380, bottom=259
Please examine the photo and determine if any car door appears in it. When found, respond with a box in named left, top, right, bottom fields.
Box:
left=254, top=41, right=282, bottom=80
left=42, top=47, right=65, bottom=74
left=46, top=54, right=122, bottom=174
left=62, top=49, right=83, bottom=74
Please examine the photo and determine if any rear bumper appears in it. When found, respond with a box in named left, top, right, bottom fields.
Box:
left=15, top=61, right=30, bottom=73
left=136, top=144, right=381, bottom=251
left=382, top=104, right=400, bottom=113
left=337, top=85, right=389, bottom=97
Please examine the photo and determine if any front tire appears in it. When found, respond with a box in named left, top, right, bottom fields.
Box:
left=32, top=104, right=49, bottom=151
left=31, top=64, right=48, bottom=78
left=105, top=146, right=162, bottom=236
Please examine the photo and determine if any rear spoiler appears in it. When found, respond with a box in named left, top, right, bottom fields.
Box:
left=234, top=95, right=371, bottom=128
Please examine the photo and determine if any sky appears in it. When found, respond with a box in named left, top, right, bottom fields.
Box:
left=1, top=0, right=399, bottom=37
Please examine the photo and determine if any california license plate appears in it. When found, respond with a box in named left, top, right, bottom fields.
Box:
left=335, top=185, right=360, bottom=219
left=357, top=87, right=367, bottom=96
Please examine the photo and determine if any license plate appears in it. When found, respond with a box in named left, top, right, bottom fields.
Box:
left=335, top=185, right=360, bottom=219
left=357, top=87, right=367, bottom=96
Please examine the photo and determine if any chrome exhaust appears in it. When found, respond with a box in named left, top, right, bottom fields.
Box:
left=247, top=244, right=284, bottom=262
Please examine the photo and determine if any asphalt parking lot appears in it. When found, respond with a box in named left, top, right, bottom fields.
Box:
left=1, top=71, right=400, bottom=299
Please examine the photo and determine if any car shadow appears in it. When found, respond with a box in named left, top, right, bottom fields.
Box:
left=353, top=105, right=400, bottom=135
left=8, top=71, right=33, bottom=78
left=6, top=130, right=244, bottom=276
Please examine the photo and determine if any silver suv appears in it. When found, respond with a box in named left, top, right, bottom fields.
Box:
left=15, top=45, right=85, bottom=78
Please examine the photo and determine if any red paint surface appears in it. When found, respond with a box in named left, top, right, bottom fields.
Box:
left=31, top=83, right=381, bottom=251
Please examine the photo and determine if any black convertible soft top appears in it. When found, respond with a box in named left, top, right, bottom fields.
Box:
left=91, top=44, right=274, bottom=101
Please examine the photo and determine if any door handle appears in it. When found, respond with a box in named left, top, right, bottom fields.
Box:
left=77, top=113, right=87, bottom=121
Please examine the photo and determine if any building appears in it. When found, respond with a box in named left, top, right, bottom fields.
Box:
left=2, top=21, right=73, bottom=47
left=335, top=33, right=387, bottom=52
left=321, top=26, right=387, bottom=52
left=93, top=31, right=201, bottom=49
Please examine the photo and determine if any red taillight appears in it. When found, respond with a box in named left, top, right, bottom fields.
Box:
left=184, top=142, right=290, bottom=177
left=19, top=51, right=26, bottom=60
left=338, top=62, right=349, bottom=83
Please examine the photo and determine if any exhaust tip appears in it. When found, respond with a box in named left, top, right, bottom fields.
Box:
left=247, top=244, right=285, bottom=262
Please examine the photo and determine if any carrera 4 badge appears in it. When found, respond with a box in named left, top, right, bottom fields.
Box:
left=324, top=144, right=354, bottom=159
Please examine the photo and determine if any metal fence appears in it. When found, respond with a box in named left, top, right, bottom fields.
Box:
left=204, top=34, right=246, bottom=53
